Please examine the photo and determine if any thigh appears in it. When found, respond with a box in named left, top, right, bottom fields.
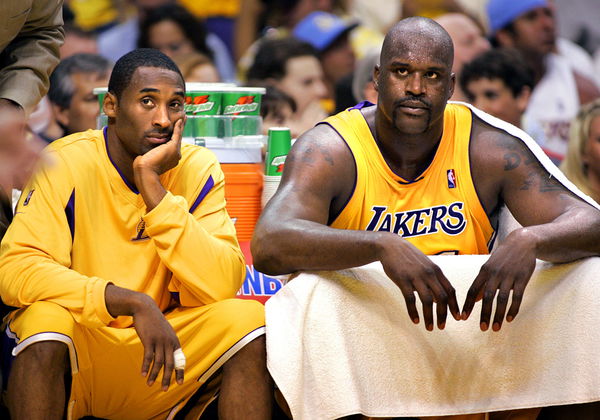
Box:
left=71, top=299, right=265, bottom=420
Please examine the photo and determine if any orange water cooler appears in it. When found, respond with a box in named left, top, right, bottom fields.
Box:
left=208, top=139, right=284, bottom=304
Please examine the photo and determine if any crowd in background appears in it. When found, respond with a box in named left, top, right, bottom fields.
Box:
left=4, top=0, right=600, bottom=209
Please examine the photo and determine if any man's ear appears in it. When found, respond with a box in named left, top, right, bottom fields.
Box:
left=51, top=103, right=70, bottom=128
left=373, top=65, right=380, bottom=91
left=448, top=73, right=456, bottom=100
left=104, top=92, right=118, bottom=118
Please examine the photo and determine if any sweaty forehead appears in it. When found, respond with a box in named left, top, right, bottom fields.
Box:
left=382, top=18, right=453, bottom=68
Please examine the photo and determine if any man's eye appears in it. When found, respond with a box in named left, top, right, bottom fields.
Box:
left=397, top=68, right=408, bottom=76
left=484, top=91, right=498, bottom=100
left=425, top=71, right=438, bottom=79
left=170, top=101, right=182, bottom=109
left=141, top=98, right=153, bottom=106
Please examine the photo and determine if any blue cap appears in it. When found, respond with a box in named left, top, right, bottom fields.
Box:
left=487, top=0, right=548, bottom=35
left=293, top=11, right=358, bottom=52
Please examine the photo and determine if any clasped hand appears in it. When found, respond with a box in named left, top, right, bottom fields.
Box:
left=382, top=230, right=536, bottom=332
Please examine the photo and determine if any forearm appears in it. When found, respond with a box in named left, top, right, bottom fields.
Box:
left=0, top=247, right=114, bottom=328
left=144, top=191, right=246, bottom=303
left=104, top=284, right=154, bottom=317
left=134, top=166, right=166, bottom=211
left=252, top=218, right=388, bottom=275
left=510, top=206, right=600, bottom=263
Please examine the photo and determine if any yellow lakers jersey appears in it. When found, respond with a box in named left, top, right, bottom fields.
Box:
left=0, top=128, right=245, bottom=328
left=326, top=103, right=494, bottom=255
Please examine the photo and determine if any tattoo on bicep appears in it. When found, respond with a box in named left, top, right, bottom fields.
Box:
left=318, top=144, right=335, bottom=166
left=519, top=169, right=563, bottom=192
left=519, top=171, right=534, bottom=190
left=504, top=152, right=521, bottom=170
left=539, top=173, right=564, bottom=192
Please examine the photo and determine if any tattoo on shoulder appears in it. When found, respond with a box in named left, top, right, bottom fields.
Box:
left=319, top=143, right=334, bottom=166
left=498, top=136, right=563, bottom=193
left=292, top=142, right=336, bottom=167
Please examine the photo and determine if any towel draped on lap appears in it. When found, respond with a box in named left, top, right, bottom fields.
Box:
left=266, top=256, right=600, bottom=420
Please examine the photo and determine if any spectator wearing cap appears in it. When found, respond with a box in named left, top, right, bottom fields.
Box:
left=293, top=11, right=358, bottom=101
left=487, top=0, right=600, bottom=163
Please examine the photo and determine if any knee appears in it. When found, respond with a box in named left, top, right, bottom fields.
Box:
left=15, top=341, right=69, bottom=373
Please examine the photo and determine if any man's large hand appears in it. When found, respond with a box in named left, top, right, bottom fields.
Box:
left=134, top=118, right=185, bottom=177
left=132, top=298, right=184, bottom=391
left=461, top=229, right=537, bottom=331
left=133, top=118, right=185, bottom=211
left=105, top=284, right=184, bottom=391
left=380, top=237, right=461, bottom=330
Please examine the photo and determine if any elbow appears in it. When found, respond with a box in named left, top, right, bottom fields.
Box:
left=251, top=229, right=290, bottom=275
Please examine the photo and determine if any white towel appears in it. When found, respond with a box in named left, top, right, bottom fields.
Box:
left=266, top=256, right=600, bottom=419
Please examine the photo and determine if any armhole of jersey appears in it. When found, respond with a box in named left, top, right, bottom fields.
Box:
left=461, top=107, right=494, bottom=240
left=316, top=121, right=358, bottom=226
left=465, top=102, right=600, bottom=210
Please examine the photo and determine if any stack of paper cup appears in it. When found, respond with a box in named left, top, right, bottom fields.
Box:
left=262, top=127, right=292, bottom=208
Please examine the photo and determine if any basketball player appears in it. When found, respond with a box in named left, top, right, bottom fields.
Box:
left=252, top=17, right=600, bottom=334
left=0, top=49, right=271, bottom=420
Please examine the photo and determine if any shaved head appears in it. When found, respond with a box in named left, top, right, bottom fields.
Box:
left=381, top=17, right=454, bottom=71
left=374, top=16, right=456, bottom=136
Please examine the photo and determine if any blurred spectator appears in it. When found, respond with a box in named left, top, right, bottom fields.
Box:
left=293, top=11, right=357, bottom=96
left=352, top=48, right=380, bottom=105
left=234, top=0, right=338, bottom=63
left=402, top=0, right=467, bottom=19
left=0, top=0, right=64, bottom=231
left=347, top=0, right=400, bottom=35
left=97, top=0, right=236, bottom=82
left=178, top=0, right=240, bottom=58
left=46, top=53, right=112, bottom=140
left=138, top=4, right=213, bottom=60
left=60, top=23, right=98, bottom=59
left=247, top=37, right=328, bottom=137
left=66, top=0, right=126, bottom=33
left=460, top=48, right=533, bottom=128
left=561, top=99, right=600, bottom=203
left=487, top=0, right=600, bottom=163
left=260, top=85, right=297, bottom=135
left=173, top=52, right=221, bottom=83
left=435, top=13, right=490, bottom=102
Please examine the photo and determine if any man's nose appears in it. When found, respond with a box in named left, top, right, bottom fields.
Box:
left=406, top=73, right=424, bottom=96
left=152, top=105, right=170, bottom=128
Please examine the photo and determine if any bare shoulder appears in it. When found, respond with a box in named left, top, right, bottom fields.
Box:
left=470, top=115, right=560, bottom=190
left=264, top=122, right=357, bottom=225
left=470, top=114, right=588, bottom=225
left=286, top=123, right=354, bottom=172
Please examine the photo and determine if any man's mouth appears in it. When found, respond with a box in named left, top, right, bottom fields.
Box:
left=146, top=134, right=170, bottom=144
left=397, top=101, right=429, bottom=116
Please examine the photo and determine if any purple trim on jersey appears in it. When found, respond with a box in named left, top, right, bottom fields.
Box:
left=350, top=101, right=375, bottom=110
left=103, top=126, right=139, bottom=194
left=189, top=175, right=214, bottom=214
left=65, top=190, right=75, bottom=241
left=316, top=122, right=358, bottom=225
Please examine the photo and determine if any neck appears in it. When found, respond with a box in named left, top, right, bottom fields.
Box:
left=370, top=107, right=444, bottom=181
left=106, top=125, right=136, bottom=190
